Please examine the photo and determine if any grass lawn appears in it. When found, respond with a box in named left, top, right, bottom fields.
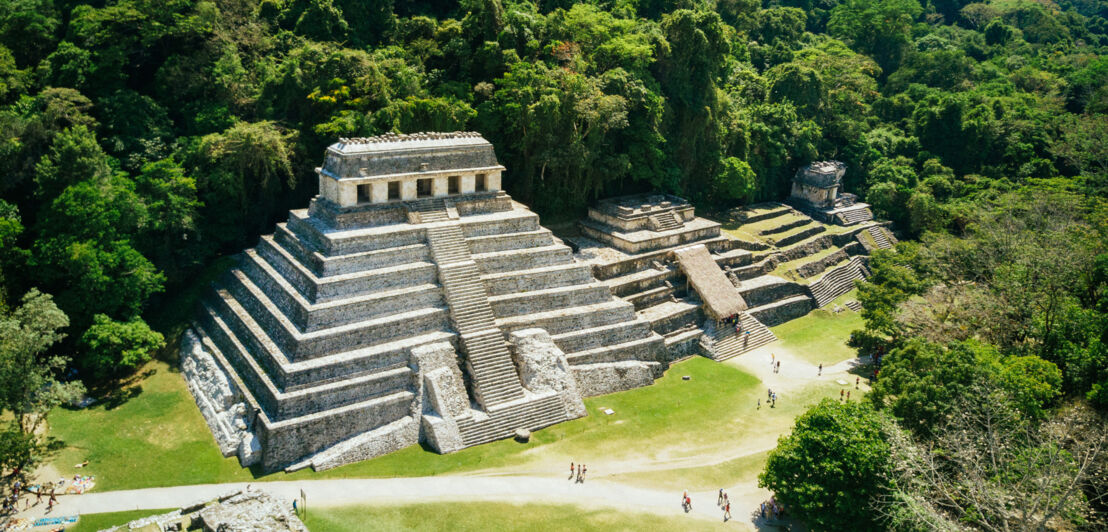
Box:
left=304, top=502, right=730, bottom=532
left=769, top=290, right=863, bottom=367
left=66, top=509, right=173, bottom=532
left=47, top=357, right=765, bottom=490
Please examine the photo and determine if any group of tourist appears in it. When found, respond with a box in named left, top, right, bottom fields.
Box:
left=569, top=462, right=587, bottom=483
left=760, top=497, right=786, bottom=520
left=764, top=388, right=778, bottom=408
left=2, top=478, right=59, bottom=516
left=717, top=489, right=732, bottom=521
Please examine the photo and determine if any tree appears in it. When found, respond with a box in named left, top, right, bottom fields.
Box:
left=882, top=396, right=1108, bottom=531
left=760, top=399, right=896, bottom=531
left=869, top=339, right=999, bottom=435
left=80, top=314, right=164, bottom=380
left=33, top=125, right=112, bottom=200
left=999, top=355, right=1062, bottom=420
left=0, top=289, right=84, bottom=463
left=828, top=0, right=923, bottom=73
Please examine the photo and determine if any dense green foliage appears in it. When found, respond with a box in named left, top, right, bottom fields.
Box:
left=759, top=399, right=896, bottom=531
left=0, top=0, right=1103, bottom=383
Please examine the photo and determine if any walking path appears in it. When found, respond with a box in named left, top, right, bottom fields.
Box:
left=17, top=328, right=866, bottom=530
left=28, top=475, right=757, bottom=528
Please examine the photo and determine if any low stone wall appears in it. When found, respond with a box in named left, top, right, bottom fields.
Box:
left=760, top=217, right=809, bottom=235
left=773, top=225, right=826, bottom=247
left=467, top=229, right=554, bottom=254
left=475, top=245, right=573, bottom=274
left=739, top=279, right=808, bottom=308
left=572, top=360, right=660, bottom=397
left=489, top=285, right=612, bottom=317
left=749, top=296, right=815, bottom=326
left=551, top=320, right=655, bottom=354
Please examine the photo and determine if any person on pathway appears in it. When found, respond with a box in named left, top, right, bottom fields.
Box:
left=856, top=376, right=860, bottom=389
left=724, top=502, right=731, bottom=521
left=760, top=501, right=766, bottom=519
left=847, top=391, right=851, bottom=400
left=718, top=488, right=724, bottom=506
left=576, top=465, right=581, bottom=482
left=818, top=363, right=822, bottom=376
left=771, top=353, right=775, bottom=363
left=776, top=360, right=781, bottom=373
left=581, top=465, right=587, bottom=483
left=47, top=491, right=57, bottom=512
left=767, top=388, right=773, bottom=400
left=840, top=389, right=845, bottom=401
left=570, top=462, right=574, bottom=480
left=757, top=399, right=761, bottom=409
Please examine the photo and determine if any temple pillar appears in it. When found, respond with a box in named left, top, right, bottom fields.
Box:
left=401, top=179, right=417, bottom=200
left=432, top=176, right=448, bottom=197
left=371, top=181, right=388, bottom=203
left=488, top=171, right=502, bottom=192
left=460, top=174, right=476, bottom=194
left=337, top=182, right=357, bottom=207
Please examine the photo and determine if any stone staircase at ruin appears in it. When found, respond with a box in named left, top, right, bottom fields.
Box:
left=407, top=198, right=451, bottom=223
left=455, top=393, right=567, bottom=446
left=649, top=211, right=682, bottom=231
left=835, top=206, right=873, bottom=225
left=807, top=257, right=868, bottom=307
left=700, top=314, right=777, bottom=361
left=867, top=226, right=894, bottom=249
left=424, top=223, right=525, bottom=407
left=844, top=300, right=862, bottom=312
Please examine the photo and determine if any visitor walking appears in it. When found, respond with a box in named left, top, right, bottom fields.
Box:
left=776, top=360, right=781, bottom=373
left=570, top=462, right=574, bottom=480
left=818, top=363, right=822, bottom=376
left=840, top=389, right=845, bottom=401
left=581, top=464, right=587, bottom=483
left=847, top=391, right=851, bottom=400
left=724, top=501, right=731, bottom=521
left=757, top=399, right=761, bottom=409
left=718, top=488, right=724, bottom=506
left=856, top=376, right=860, bottom=389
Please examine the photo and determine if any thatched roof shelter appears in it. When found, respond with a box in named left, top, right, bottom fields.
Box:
left=673, top=244, right=747, bottom=320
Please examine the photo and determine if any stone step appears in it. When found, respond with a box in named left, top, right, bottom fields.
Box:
left=190, top=324, right=416, bottom=472
left=286, top=210, right=425, bottom=256
left=466, top=229, right=556, bottom=255
left=602, top=265, right=677, bottom=298
left=747, top=295, right=817, bottom=326
left=221, top=268, right=450, bottom=360
left=640, top=298, right=702, bottom=335
left=488, top=284, right=614, bottom=318
left=256, top=235, right=437, bottom=304
left=566, top=335, right=665, bottom=365
left=456, top=394, right=567, bottom=446
left=774, top=225, right=826, bottom=247
left=759, top=217, right=810, bottom=236
left=552, top=320, right=655, bottom=353
left=623, top=283, right=676, bottom=311
left=739, top=204, right=793, bottom=224
left=483, top=263, right=595, bottom=297
left=473, top=244, right=574, bottom=274
left=498, top=300, right=638, bottom=336
left=701, top=314, right=777, bottom=361
left=240, top=251, right=443, bottom=332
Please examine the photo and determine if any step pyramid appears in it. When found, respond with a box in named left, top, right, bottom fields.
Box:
left=183, top=133, right=665, bottom=472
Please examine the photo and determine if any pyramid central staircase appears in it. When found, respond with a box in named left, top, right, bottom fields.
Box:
left=424, top=223, right=525, bottom=408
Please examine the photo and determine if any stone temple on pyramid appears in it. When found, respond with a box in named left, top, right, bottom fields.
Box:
left=181, top=132, right=670, bottom=472
left=181, top=132, right=897, bottom=473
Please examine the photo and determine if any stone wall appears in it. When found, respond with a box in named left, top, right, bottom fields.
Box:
left=571, top=360, right=660, bottom=397
left=509, top=329, right=587, bottom=419
left=748, top=296, right=815, bottom=326
left=180, top=329, right=261, bottom=467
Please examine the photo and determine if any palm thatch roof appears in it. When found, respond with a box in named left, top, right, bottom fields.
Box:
left=673, top=244, right=747, bottom=320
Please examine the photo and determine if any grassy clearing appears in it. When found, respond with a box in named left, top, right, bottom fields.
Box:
left=304, top=501, right=730, bottom=532
left=66, top=509, right=173, bottom=532
left=47, top=357, right=763, bottom=490
left=769, top=290, right=863, bottom=367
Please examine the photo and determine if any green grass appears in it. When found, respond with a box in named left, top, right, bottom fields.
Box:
left=769, top=291, right=863, bottom=367
left=304, top=502, right=730, bottom=532
left=48, top=357, right=764, bottom=490
left=66, top=509, right=173, bottom=532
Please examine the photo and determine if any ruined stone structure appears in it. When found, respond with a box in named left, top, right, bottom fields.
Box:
left=788, top=161, right=873, bottom=225
left=103, top=488, right=308, bottom=532
left=573, top=195, right=897, bottom=363
left=182, top=132, right=665, bottom=472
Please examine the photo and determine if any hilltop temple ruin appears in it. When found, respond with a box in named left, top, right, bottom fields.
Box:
left=788, top=161, right=873, bottom=225
left=182, top=132, right=665, bottom=472
left=181, top=134, right=899, bottom=472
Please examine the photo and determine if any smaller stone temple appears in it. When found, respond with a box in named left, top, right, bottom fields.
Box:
left=788, top=161, right=873, bottom=225
left=579, top=194, right=721, bottom=253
